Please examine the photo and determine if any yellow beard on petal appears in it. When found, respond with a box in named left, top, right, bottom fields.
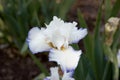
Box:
left=60, top=45, right=66, bottom=51
left=48, top=42, right=57, bottom=49
left=48, top=42, right=66, bottom=51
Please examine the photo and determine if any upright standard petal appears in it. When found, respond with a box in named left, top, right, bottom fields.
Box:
left=45, top=17, right=74, bottom=49
left=27, top=27, right=51, bottom=53
left=46, top=16, right=64, bottom=29
left=49, top=46, right=82, bottom=72
left=51, top=32, right=67, bottom=50
left=45, top=16, right=87, bottom=49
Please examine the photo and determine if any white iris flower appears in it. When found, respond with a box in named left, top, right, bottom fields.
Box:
left=27, top=16, right=87, bottom=80
left=27, top=16, right=87, bottom=54
left=49, top=46, right=82, bottom=72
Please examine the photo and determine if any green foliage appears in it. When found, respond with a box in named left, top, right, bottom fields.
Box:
left=110, top=0, right=120, bottom=17
left=75, top=0, right=120, bottom=80
left=105, top=0, right=112, bottom=21
left=74, top=54, right=94, bottom=80
left=77, top=9, right=94, bottom=62
left=28, top=51, right=49, bottom=75
left=37, top=0, right=75, bottom=23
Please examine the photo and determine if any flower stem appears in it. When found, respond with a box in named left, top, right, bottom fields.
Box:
left=28, top=52, right=49, bottom=76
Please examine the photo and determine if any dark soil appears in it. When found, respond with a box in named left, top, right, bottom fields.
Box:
left=0, top=47, right=40, bottom=80
left=0, top=46, right=57, bottom=80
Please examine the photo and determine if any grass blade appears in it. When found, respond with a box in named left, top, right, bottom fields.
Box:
left=93, top=0, right=104, bottom=80
left=110, top=0, right=120, bottom=17
left=74, top=54, right=94, bottom=80
left=29, top=51, right=49, bottom=76
left=77, top=9, right=94, bottom=61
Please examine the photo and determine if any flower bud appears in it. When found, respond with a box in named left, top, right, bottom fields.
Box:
left=105, top=17, right=120, bottom=46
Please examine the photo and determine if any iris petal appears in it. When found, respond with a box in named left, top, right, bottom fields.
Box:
left=69, top=28, right=88, bottom=43
left=27, top=27, right=51, bottom=53
left=49, top=46, right=82, bottom=72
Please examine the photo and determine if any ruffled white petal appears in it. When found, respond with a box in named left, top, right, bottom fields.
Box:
left=46, top=16, right=64, bottom=29
left=45, top=16, right=87, bottom=49
left=27, top=27, right=51, bottom=53
left=117, top=49, right=120, bottom=67
left=47, top=16, right=87, bottom=45
left=49, top=46, right=82, bottom=72
left=69, top=28, right=88, bottom=43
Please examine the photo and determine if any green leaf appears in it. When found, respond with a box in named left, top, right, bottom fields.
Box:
left=34, top=73, right=46, bottom=80
left=105, top=0, right=112, bottom=21
left=77, top=9, right=94, bottom=61
left=103, top=44, right=119, bottom=80
left=77, top=9, right=87, bottom=28
left=58, top=0, right=75, bottom=20
left=71, top=43, right=79, bottom=50
left=20, top=41, right=28, bottom=55
left=112, top=26, right=120, bottom=53
left=29, top=52, right=49, bottom=76
left=3, top=14, right=24, bottom=49
left=93, top=0, right=104, bottom=80
left=102, top=61, right=112, bottom=80
left=86, top=73, right=93, bottom=80
left=110, top=0, right=120, bottom=17
left=74, top=54, right=94, bottom=80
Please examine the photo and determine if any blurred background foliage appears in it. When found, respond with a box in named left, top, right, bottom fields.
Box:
left=0, top=0, right=120, bottom=80
left=0, top=0, right=74, bottom=52
left=75, top=0, right=120, bottom=80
